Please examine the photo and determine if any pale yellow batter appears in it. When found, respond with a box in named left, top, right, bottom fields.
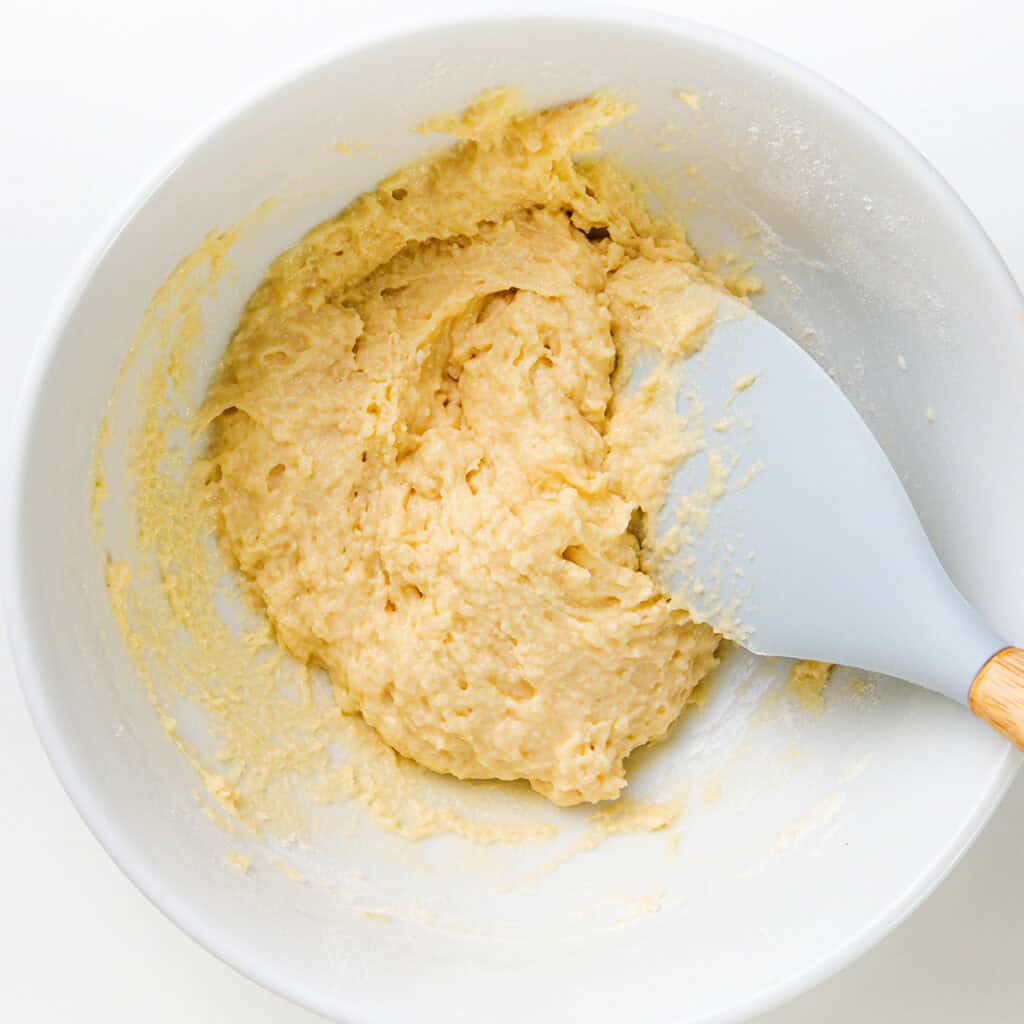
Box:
left=202, top=90, right=728, bottom=807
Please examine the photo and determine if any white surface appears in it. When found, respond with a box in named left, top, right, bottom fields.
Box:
left=27, top=11, right=1024, bottom=1021
left=1, top=1, right=1022, bottom=1021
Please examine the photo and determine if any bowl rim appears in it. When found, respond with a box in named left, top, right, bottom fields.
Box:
left=4, top=5, right=1022, bottom=1023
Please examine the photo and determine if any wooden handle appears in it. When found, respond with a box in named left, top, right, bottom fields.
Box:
left=969, top=647, right=1024, bottom=748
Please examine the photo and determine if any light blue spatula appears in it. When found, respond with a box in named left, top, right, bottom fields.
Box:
left=648, top=298, right=1024, bottom=744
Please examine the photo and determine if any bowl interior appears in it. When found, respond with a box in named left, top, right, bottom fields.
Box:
left=10, top=14, right=1024, bottom=1024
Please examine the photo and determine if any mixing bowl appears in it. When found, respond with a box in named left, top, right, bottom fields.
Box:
left=6, top=8, right=1024, bottom=1023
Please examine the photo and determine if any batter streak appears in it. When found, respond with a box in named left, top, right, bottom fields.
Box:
left=203, top=89, right=728, bottom=806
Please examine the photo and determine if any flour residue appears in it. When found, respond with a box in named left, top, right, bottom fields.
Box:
left=640, top=363, right=763, bottom=645
left=787, top=660, right=834, bottom=714
left=512, top=797, right=684, bottom=888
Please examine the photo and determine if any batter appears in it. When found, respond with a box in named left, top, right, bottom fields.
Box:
left=203, top=89, right=728, bottom=806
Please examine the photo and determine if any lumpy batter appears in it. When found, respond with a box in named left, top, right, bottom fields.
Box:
left=203, top=89, right=727, bottom=806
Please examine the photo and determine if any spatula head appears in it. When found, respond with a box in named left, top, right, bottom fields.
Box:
left=646, top=299, right=1004, bottom=704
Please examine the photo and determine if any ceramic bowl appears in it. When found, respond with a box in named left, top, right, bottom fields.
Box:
left=6, top=9, right=1023, bottom=1023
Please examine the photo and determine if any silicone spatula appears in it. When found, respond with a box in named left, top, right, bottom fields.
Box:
left=648, top=297, right=1024, bottom=744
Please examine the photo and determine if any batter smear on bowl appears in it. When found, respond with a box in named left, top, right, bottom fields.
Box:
left=202, top=88, right=738, bottom=806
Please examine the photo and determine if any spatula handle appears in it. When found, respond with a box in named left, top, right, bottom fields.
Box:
left=969, top=648, right=1024, bottom=748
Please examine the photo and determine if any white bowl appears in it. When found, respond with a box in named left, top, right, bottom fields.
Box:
left=6, top=9, right=1024, bottom=1023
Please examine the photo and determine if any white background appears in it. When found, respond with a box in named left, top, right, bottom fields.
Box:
left=2, top=1, right=1022, bottom=1020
